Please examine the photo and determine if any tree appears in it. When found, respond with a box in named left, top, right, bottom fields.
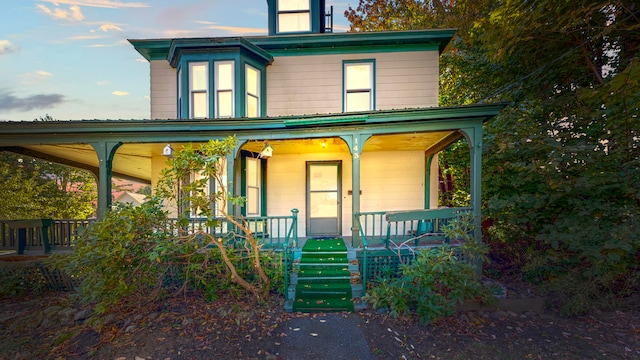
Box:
left=346, top=0, right=640, bottom=313
left=0, top=152, right=96, bottom=219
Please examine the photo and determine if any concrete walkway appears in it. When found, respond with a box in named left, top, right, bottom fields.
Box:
left=276, top=313, right=371, bottom=360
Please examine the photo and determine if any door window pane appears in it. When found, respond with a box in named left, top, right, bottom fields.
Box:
left=310, top=166, right=337, bottom=191
left=310, top=192, right=338, bottom=217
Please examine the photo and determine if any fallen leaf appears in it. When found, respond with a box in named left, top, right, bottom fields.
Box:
left=310, top=333, right=318, bottom=337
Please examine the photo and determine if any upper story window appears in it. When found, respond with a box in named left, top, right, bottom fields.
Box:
left=215, top=61, right=234, bottom=118
left=190, top=62, right=208, bottom=118
left=344, top=60, right=375, bottom=112
left=277, top=0, right=311, bottom=33
left=246, top=65, right=261, bottom=118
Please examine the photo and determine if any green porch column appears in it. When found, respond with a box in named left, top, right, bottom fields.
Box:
left=425, top=153, right=436, bottom=209
left=462, top=125, right=483, bottom=244
left=341, top=133, right=370, bottom=246
left=91, top=141, right=122, bottom=218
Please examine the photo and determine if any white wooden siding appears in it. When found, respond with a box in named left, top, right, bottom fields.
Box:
left=266, top=149, right=425, bottom=237
left=150, top=60, right=177, bottom=119
left=266, top=51, right=439, bottom=117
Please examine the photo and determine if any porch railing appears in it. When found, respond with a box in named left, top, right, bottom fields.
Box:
left=1, top=219, right=95, bottom=253
left=1, top=211, right=300, bottom=253
left=355, top=207, right=472, bottom=286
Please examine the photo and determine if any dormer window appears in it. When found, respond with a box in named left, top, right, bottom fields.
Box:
left=277, top=0, right=310, bottom=33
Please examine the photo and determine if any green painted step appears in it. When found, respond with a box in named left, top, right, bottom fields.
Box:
left=293, top=297, right=355, bottom=312
left=293, top=238, right=354, bottom=312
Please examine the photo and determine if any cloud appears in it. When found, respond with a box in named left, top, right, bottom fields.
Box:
left=135, top=58, right=147, bottom=63
left=96, top=80, right=110, bottom=86
left=194, top=21, right=267, bottom=36
left=40, top=0, right=150, bottom=9
left=0, top=89, right=66, bottom=112
left=0, top=40, right=19, bottom=55
left=67, top=34, right=106, bottom=41
left=37, top=4, right=85, bottom=21
left=100, top=23, right=123, bottom=32
left=19, top=70, right=54, bottom=85
left=112, top=91, right=129, bottom=96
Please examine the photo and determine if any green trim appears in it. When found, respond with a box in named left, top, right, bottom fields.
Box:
left=425, top=154, right=436, bottom=209
left=128, top=29, right=455, bottom=64
left=128, top=39, right=172, bottom=61
left=284, top=114, right=367, bottom=127
left=168, top=37, right=273, bottom=68
left=267, top=43, right=439, bottom=57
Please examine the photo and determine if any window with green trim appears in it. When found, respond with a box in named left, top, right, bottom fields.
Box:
left=246, top=65, right=261, bottom=118
left=344, top=61, right=374, bottom=112
left=215, top=61, right=234, bottom=118
left=277, top=0, right=310, bottom=33
left=246, top=157, right=261, bottom=216
left=189, top=62, right=208, bottom=118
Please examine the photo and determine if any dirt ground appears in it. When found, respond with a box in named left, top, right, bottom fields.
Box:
left=1, top=287, right=639, bottom=360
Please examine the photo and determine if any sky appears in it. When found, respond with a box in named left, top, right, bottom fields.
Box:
left=0, top=0, right=353, bottom=122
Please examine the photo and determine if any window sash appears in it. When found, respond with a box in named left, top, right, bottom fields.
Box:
left=189, top=62, right=208, bottom=118
left=246, top=65, right=260, bottom=117
left=215, top=61, right=234, bottom=118
left=246, top=157, right=260, bottom=216
left=344, top=62, right=373, bottom=112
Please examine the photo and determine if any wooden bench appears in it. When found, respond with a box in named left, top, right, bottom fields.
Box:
left=384, top=208, right=470, bottom=249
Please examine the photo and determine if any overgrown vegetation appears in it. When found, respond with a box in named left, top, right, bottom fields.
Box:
left=47, top=137, right=283, bottom=314
left=363, top=213, right=493, bottom=324
left=347, top=0, right=640, bottom=315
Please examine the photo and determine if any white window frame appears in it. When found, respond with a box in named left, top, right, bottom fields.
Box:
left=277, top=0, right=311, bottom=33
left=344, top=61, right=374, bottom=112
left=189, top=62, right=209, bottom=119
left=215, top=61, right=234, bottom=118
left=246, top=157, right=261, bottom=217
left=246, top=65, right=261, bottom=118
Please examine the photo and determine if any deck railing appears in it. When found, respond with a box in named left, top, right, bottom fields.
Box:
left=1, top=211, right=300, bottom=253
left=0, top=219, right=95, bottom=253
left=355, top=207, right=472, bottom=285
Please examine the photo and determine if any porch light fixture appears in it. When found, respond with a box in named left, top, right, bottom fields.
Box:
left=258, top=142, right=273, bottom=158
left=162, top=143, right=174, bottom=157
left=321, top=140, right=327, bottom=148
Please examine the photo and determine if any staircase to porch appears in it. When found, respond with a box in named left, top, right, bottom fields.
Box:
left=285, top=238, right=364, bottom=312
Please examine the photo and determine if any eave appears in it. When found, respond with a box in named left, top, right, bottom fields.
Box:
left=129, top=29, right=456, bottom=63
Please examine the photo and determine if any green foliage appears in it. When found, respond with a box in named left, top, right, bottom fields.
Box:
left=364, top=213, right=492, bottom=324
left=364, top=246, right=491, bottom=324
left=348, top=0, right=640, bottom=313
left=46, top=136, right=280, bottom=313
left=0, top=152, right=96, bottom=219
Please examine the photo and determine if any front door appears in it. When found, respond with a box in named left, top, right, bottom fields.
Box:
left=306, top=161, right=341, bottom=237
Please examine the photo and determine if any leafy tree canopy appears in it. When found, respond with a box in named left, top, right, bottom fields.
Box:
left=346, top=0, right=640, bottom=314
left=0, top=152, right=96, bottom=220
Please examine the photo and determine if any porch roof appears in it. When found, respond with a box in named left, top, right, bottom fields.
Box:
left=0, top=104, right=505, bottom=183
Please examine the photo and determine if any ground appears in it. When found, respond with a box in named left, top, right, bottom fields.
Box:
left=1, top=287, right=639, bottom=360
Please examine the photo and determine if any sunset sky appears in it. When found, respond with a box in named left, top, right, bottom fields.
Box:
left=0, top=0, right=352, bottom=121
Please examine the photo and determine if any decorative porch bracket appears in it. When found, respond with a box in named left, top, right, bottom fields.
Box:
left=90, top=141, right=122, bottom=218
left=339, top=133, right=372, bottom=245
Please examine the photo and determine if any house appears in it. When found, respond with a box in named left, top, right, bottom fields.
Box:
left=113, top=191, right=148, bottom=207
left=0, top=0, right=502, bottom=310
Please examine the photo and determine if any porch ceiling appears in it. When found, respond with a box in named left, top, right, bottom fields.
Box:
left=14, top=130, right=461, bottom=182
left=240, top=131, right=461, bottom=154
